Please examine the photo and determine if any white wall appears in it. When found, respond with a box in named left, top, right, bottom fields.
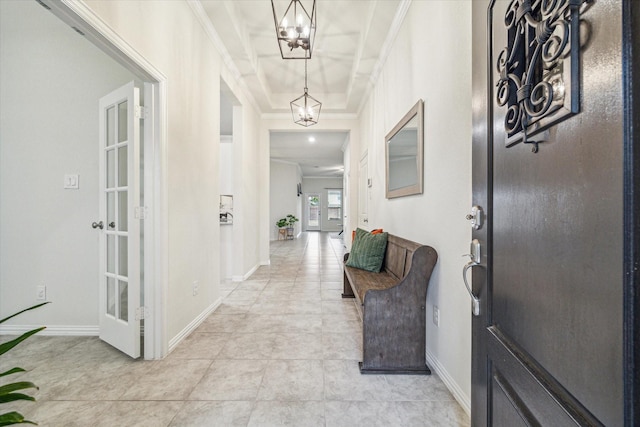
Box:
left=270, top=160, right=302, bottom=241
left=357, top=1, right=473, bottom=412
left=302, top=177, right=343, bottom=232
left=233, top=103, right=262, bottom=280
left=0, top=0, right=136, bottom=328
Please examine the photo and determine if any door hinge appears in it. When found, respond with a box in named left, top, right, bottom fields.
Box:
left=135, top=206, right=148, bottom=220
left=135, top=306, right=150, bottom=321
left=135, top=105, right=148, bottom=120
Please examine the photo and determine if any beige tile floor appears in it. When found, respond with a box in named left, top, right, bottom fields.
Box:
left=2, top=232, right=470, bottom=426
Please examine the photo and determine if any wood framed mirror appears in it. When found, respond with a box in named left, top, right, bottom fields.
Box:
left=385, top=99, right=424, bottom=199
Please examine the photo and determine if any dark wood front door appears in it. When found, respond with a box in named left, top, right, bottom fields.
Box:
left=471, top=0, right=639, bottom=425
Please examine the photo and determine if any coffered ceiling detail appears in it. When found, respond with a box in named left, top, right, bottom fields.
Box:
left=198, top=0, right=406, bottom=115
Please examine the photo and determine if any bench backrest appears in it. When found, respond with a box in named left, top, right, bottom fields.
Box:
left=383, top=234, right=424, bottom=280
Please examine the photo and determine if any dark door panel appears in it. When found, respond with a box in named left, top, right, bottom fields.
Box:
left=472, top=0, right=635, bottom=425
left=488, top=328, right=602, bottom=426
left=491, top=378, right=531, bottom=427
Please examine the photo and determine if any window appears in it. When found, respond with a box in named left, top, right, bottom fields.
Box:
left=327, top=189, right=342, bottom=221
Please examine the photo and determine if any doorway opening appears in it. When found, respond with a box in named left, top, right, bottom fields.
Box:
left=31, top=0, right=167, bottom=359
left=305, top=193, right=321, bottom=231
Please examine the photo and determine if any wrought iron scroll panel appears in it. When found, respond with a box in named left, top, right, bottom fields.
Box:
left=495, top=0, right=585, bottom=152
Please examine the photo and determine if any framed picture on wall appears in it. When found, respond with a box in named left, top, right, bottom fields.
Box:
left=220, top=195, right=233, bottom=224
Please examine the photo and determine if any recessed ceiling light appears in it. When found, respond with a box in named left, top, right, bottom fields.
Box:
left=308, top=136, right=316, bottom=143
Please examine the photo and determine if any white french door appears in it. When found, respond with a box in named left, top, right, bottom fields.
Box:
left=306, top=193, right=321, bottom=231
left=98, top=82, right=141, bottom=358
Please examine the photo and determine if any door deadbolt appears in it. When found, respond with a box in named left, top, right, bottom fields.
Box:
left=466, top=205, right=483, bottom=230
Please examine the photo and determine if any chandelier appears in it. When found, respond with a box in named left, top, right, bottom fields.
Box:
left=290, top=59, right=321, bottom=127
left=271, top=0, right=316, bottom=60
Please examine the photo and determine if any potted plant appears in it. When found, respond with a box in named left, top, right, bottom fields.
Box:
left=1, top=302, right=49, bottom=426
left=276, top=214, right=299, bottom=239
left=285, top=214, right=299, bottom=228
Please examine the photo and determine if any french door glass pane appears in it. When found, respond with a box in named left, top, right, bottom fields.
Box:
left=118, top=280, right=128, bottom=322
left=308, top=195, right=319, bottom=227
left=106, top=149, right=115, bottom=188
left=106, top=107, right=115, bottom=147
left=107, top=192, right=115, bottom=230
left=118, top=236, right=128, bottom=276
left=118, top=101, right=128, bottom=143
left=118, top=146, right=128, bottom=186
left=118, top=191, right=128, bottom=232
left=107, top=235, right=115, bottom=274
left=107, top=277, right=116, bottom=316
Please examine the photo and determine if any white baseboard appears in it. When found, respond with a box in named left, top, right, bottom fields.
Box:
left=167, top=298, right=221, bottom=353
left=0, top=325, right=99, bottom=336
left=260, top=259, right=270, bottom=266
left=426, top=349, right=471, bottom=416
left=232, top=263, right=260, bottom=282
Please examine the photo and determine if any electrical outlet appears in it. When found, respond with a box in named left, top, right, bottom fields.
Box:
left=192, top=281, right=199, bottom=296
left=36, top=285, right=46, bottom=301
left=433, top=305, right=440, bottom=327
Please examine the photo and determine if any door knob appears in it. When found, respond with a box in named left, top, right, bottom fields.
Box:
left=462, top=239, right=482, bottom=316
left=463, top=262, right=481, bottom=316
left=91, top=221, right=104, bottom=230
left=108, top=222, right=115, bottom=228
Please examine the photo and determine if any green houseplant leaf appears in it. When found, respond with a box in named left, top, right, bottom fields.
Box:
left=0, top=302, right=49, bottom=425
left=285, top=214, right=299, bottom=226
left=0, top=411, right=36, bottom=426
left=0, top=393, right=35, bottom=405
left=0, top=382, right=39, bottom=401
left=0, top=328, right=45, bottom=358
left=0, top=303, right=49, bottom=325
left=0, top=369, right=25, bottom=379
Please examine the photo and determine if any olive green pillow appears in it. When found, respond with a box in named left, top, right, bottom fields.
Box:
left=346, top=228, right=388, bottom=273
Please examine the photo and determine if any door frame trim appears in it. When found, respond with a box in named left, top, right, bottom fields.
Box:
left=42, top=0, right=169, bottom=359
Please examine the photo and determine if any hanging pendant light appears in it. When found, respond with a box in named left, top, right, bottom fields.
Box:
left=290, top=59, right=321, bottom=127
left=271, top=0, right=316, bottom=60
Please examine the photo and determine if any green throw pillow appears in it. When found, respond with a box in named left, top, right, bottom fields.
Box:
left=346, top=228, right=388, bottom=273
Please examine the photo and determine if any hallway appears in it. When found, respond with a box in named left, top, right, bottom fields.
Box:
left=3, top=233, right=469, bottom=426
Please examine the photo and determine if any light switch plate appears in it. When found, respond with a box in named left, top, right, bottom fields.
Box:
left=36, top=285, right=46, bottom=301
left=64, top=174, right=79, bottom=189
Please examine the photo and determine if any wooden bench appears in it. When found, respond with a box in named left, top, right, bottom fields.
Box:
left=342, top=233, right=438, bottom=375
